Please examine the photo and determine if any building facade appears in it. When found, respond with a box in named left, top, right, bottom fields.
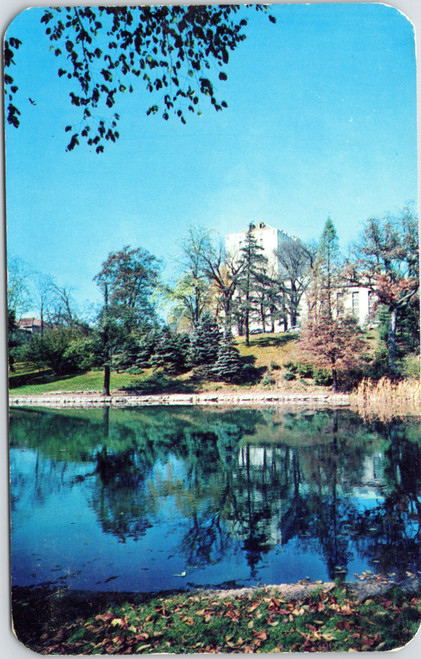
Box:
left=225, top=222, right=375, bottom=333
left=225, top=221, right=294, bottom=276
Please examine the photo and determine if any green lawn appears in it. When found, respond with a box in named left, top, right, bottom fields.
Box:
left=9, top=369, right=149, bottom=395
left=236, top=332, right=302, bottom=369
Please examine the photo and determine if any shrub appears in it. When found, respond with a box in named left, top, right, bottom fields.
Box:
left=283, top=361, right=313, bottom=378
left=313, top=368, right=333, bottom=386
left=400, top=354, right=420, bottom=380
left=283, top=371, right=296, bottom=381
left=296, top=362, right=314, bottom=378
left=283, top=361, right=297, bottom=373
left=262, top=372, right=276, bottom=387
left=126, top=366, right=144, bottom=375
left=19, top=327, right=92, bottom=375
left=63, top=337, right=96, bottom=372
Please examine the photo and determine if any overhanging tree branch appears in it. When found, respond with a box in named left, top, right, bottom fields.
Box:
left=4, top=5, right=276, bottom=152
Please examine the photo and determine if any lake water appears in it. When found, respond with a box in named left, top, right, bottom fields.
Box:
left=9, top=405, right=421, bottom=594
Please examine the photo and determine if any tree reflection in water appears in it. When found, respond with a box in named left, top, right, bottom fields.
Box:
left=9, top=406, right=421, bottom=587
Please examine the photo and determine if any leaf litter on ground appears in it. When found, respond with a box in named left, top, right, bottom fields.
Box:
left=12, top=582, right=421, bottom=654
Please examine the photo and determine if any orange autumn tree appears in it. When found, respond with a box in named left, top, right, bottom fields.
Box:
left=301, top=218, right=367, bottom=392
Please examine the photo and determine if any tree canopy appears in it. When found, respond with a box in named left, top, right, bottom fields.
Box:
left=94, top=245, right=160, bottom=332
left=5, top=4, right=275, bottom=152
left=346, top=207, right=419, bottom=374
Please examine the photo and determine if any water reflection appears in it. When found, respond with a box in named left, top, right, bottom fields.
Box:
left=9, top=406, right=421, bottom=592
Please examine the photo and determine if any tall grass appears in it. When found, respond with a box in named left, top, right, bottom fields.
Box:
left=350, top=377, right=421, bottom=421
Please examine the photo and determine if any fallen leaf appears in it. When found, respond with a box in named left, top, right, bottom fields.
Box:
left=135, top=643, right=151, bottom=652
left=95, top=611, right=115, bottom=623
left=341, top=605, right=353, bottom=615
left=182, top=616, right=195, bottom=625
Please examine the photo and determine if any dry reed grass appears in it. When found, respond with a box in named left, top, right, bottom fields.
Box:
left=350, top=377, right=421, bottom=421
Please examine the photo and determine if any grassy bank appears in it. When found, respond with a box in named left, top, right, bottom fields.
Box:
left=8, top=333, right=327, bottom=397
left=9, top=333, right=420, bottom=408
left=8, top=368, right=146, bottom=395
left=13, top=584, right=421, bottom=654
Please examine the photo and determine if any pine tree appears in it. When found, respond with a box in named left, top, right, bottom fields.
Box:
left=190, top=311, right=221, bottom=367
left=213, top=332, right=243, bottom=383
left=151, top=327, right=191, bottom=374
left=236, top=225, right=268, bottom=345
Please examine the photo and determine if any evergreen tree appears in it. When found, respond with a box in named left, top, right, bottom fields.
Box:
left=151, top=327, right=191, bottom=374
left=236, top=225, right=268, bottom=345
left=213, top=332, right=243, bottom=383
left=315, top=217, right=341, bottom=321
left=190, top=311, right=221, bottom=367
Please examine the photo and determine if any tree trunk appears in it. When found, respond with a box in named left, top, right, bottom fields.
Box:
left=102, top=283, right=111, bottom=396
left=260, top=303, right=266, bottom=333
left=245, top=309, right=250, bottom=346
left=103, top=364, right=110, bottom=396
left=270, top=306, right=275, bottom=333
left=388, top=308, right=398, bottom=375
left=332, top=367, right=338, bottom=393
left=40, top=302, right=44, bottom=336
left=223, top=299, right=232, bottom=340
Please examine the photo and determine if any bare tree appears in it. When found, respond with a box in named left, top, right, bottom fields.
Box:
left=275, top=238, right=314, bottom=328
left=202, top=240, right=244, bottom=338
left=48, top=283, right=79, bottom=327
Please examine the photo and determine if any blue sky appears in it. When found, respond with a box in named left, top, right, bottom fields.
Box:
left=5, top=2, right=418, bottom=318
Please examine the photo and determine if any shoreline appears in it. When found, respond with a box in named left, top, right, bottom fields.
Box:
left=12, top=575, right=420, bottom=607
left=9, top=390, right=351, bottom=408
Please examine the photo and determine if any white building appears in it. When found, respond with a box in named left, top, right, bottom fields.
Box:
left=225, top=221, right=294, bottom=276
left=225, top=222, right=375, bottom=332
left=339, top=287, right=376, bottom=329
